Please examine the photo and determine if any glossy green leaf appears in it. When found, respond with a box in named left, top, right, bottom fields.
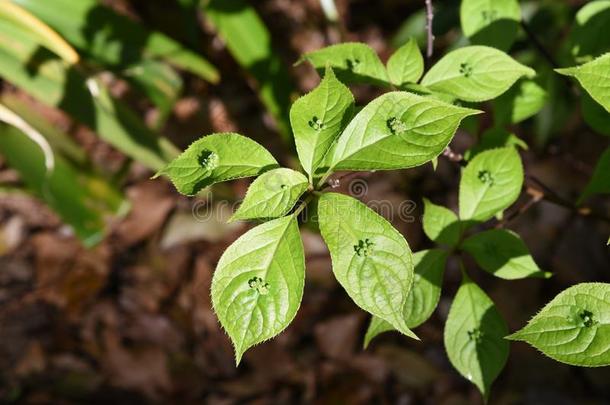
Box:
left=556, top=53, right=610, bottom=112
left=462, top=229, right=550, bottom=280
left=204, top=0, right=293, bottom=140
left=0, top=18, right=178, bottom=171
left=464, top=128, right=527, bottom=161
left=364, top=249, right=447, bottom=347
left=321, top=92, right=480, bottom=176
left=459, top=147, right=524, bottom=222
left=299, top=42, right=390, bottom=86
left=0, top=0, right=78, bottom=65
left=444, top=274, right=509, bottom=398
left=493, top=79, right=548, bottom=126
left=13, top=0, right=219, bottom=82
left=582, top=92, right=610, bottom=136
left=318, top=192, right=417, bottom=339
left=578, top=147, right=610, bottom=203
left=422, top=199, right=460, bottom=247
left=566, top=0, right=610, bottom=63
left=230, top=168, right=309, bottom=222
left=386, top=38, right=424, bottom=87
left=507, top=283, right=610, bottom=367
left=211, top=216, right=305, bottom=364
left=290, top=66, right=354, bottom=178
left=155, top=133, right=278, bottom=196
left=460, top=0, right=521, bottom=51
left=421, top=46, right=535, bottom=102
left=0, top=123, right=125, bottom=247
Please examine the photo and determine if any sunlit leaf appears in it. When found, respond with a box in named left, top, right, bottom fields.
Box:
left=364, top=249, right=447, bottom=347
left=155, top=133, right=278, bottom=196
left=231, top=168, right=309, bottom=222
left=507, top=283, right=610, bottom=367
left=459, top=147, right=524, bottom=222
left=318, top=192, right=417, bottom=339
left=421, top=46, right=535, bottom=102
left=444, top=273, right=509, bottom=399
left=211, top=216, right=305, bottom=364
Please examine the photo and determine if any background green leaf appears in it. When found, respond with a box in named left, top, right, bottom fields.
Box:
left=459, top=147, right=524, bottom=222
left=493, top=79, right=548, bottom=126
left=578, top=147, right=610, bottom=203
left=0, top=121, right=125, bottom=247
left=460, top=0, right=521, bottom=51
left=566, top=0, right=610, bottom=63
left=204, top=0, right=294, bottom=140
left=0, top=16, right=179, bottom=170
left=14, top=0, right=219, bottom=82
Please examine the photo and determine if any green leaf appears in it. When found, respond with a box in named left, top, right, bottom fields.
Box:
left=211, top=215, right=305, bottom=364
left=493, top=79, right=548, bottom=126
left=298, top=42, right=390, bottom=86
left=507, top=283, right=610, bottom=367
left=444, top=274, right=509, bottom=399
left=462, top=229, right=551, bottom=280
left=556, top=53, right=610, bottom=112
left=321, top=92, right=480, bottom=175
left=318, top=192, right=417, bottom=339
left=155, top=133, right=278, bottom=196
left=0, top=19, right=179, bottom=171
left=289, top=66, right=354, bottom=178
left=0, top=120, right=125, bottom=247
left=122, top=60, right=183, bottom=129
left=421, top=46, right=536, bottom=102
left=460, top=0, right=521, bottom=51
left=386, top=38, right=424, bottom=87
left=464, top=128, right=528, bottom=161
left=422, top=199, right=460, bottom=247
left=364, top=249, right=447, bottom=347
left=14, top=0, right=219, bottom=82
left=566, top=0, right=610, bottom=63
left=459, top=147, right=524, bottom=222
left=230, top=168, right=309, bottom=222
left=582, top=92, right=610, bottom=136
left=578, top=147, right=610, bottom=203
left=204, top=0, right=293, bottom=140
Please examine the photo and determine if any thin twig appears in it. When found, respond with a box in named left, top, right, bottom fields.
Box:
left=496, top=187, right=543, bottom=227
left=424, top=0, right=434, bottom=58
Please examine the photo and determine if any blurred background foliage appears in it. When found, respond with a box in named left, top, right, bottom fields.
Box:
left=0, top=0, right=608, bottom=403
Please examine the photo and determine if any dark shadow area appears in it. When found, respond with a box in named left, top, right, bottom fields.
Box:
left=477, top=305, right=510, bottom=397
left=568, top=7, right=610, bottom=61
left=469, top=18, right=519, bottom=52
